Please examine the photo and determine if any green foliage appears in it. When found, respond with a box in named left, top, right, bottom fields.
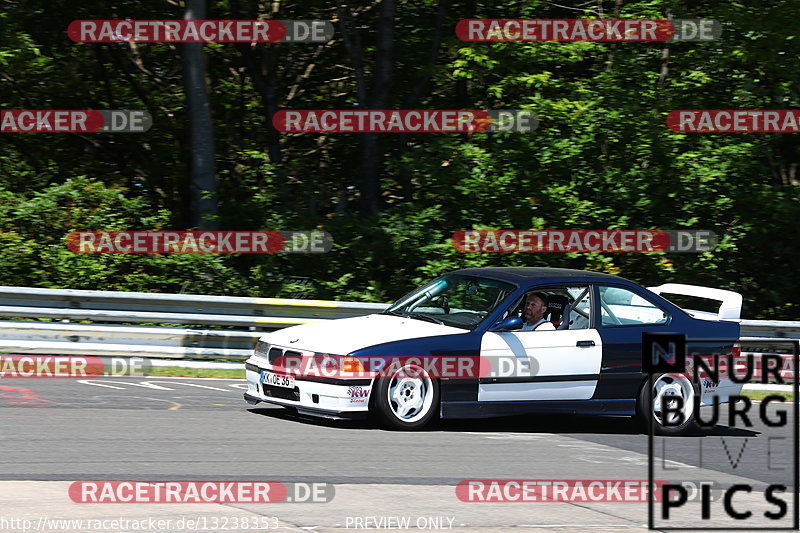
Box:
left=0, top=177, right=248, bottom=293
left=0, top=0, right=798, bottom=319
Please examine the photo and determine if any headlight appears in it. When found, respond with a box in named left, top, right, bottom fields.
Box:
left=254, top=339, right=269, bottom=358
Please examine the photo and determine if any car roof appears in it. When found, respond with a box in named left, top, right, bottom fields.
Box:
left=450, top=267, right=627, bottom=285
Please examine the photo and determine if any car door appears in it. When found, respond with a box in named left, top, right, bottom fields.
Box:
left=478, top=286, right=602, bottom=402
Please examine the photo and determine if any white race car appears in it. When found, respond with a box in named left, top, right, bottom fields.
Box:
left=244, top=267, right=743, bottom=433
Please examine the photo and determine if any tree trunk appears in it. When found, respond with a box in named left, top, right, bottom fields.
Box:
left=358, top=0, right=396, bottom=214
left=183, top=0, right=219, bottom=229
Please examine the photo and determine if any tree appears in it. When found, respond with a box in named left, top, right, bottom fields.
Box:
left=183, top=0, right=219, bottom=229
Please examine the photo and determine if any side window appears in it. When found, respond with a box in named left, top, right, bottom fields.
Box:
left=598, top=286, right=669, bottom=327
left=508, top=286, right=592, bottom=330
left=443, top=282, right=509, bottom=315
left=566, top=287, right=591, bottom=330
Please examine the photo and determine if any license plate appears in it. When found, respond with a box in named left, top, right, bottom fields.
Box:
left=260, top=371, right=295, bottom=389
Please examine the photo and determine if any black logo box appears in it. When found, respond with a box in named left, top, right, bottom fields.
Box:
left=643, top=336, right=799, bottom=530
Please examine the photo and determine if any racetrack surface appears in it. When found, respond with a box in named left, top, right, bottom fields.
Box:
left=0, top=376, right=795, bottom=531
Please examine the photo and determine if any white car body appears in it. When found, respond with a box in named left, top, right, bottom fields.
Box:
left=244, top=314, right=463, bottom=417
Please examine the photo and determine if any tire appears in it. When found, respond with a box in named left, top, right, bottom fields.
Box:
left=371, top=363, right=440, bottom=430
left=637, top=373, right=699, bottom=436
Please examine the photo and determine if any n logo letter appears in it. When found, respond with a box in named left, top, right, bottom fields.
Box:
left=643, top=333, right=686, bottom=373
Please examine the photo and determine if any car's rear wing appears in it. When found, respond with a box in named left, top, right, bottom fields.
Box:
left=647, top=283, right=743, bottom=321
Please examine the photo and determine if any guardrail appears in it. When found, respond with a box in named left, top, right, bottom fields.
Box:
left=0, top=286, right=796, bottom=361
left=0, top=285, right=388, bottom=328
left=0, top=321, right=260, bottom=360
left=740, top=320, right=800, bottom=339
left=739, top=337, right=797, bottom=382
left=0, top=286, right=388, bottom=360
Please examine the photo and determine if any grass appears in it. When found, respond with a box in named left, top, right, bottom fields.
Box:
left=141, top=366, right=245, bottom=379
left=741, top=390, right=794, bottom=402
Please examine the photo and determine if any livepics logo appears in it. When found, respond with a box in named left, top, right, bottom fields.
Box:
left=644, top=335, right=799, bottom=530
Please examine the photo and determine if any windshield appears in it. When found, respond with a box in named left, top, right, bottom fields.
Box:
left=385, top=274, right=516, bottom=330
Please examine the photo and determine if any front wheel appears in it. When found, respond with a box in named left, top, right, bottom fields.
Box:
left=638, top=373, right=698, bottom=436
left=372, top=363, right=439, bottom=430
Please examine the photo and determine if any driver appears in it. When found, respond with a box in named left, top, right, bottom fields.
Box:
left=520, top=292, right=555, bottom=331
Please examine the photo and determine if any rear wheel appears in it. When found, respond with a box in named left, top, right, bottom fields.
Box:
left=372, top=363, right=439, bottom=430
left=638, top=373, right=698, bottom=436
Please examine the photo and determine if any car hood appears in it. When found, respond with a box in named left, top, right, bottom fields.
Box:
left=262, top=314, right=466, bottom=354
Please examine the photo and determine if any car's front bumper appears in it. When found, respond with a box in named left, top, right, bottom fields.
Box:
left=244, top=360, right=373, bottom=419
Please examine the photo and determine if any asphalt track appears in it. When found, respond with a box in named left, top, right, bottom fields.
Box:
left=0, top=376, right=796, bottom=532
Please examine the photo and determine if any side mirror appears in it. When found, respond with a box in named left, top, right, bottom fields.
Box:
left=492, top=316, right=523, bottom=332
